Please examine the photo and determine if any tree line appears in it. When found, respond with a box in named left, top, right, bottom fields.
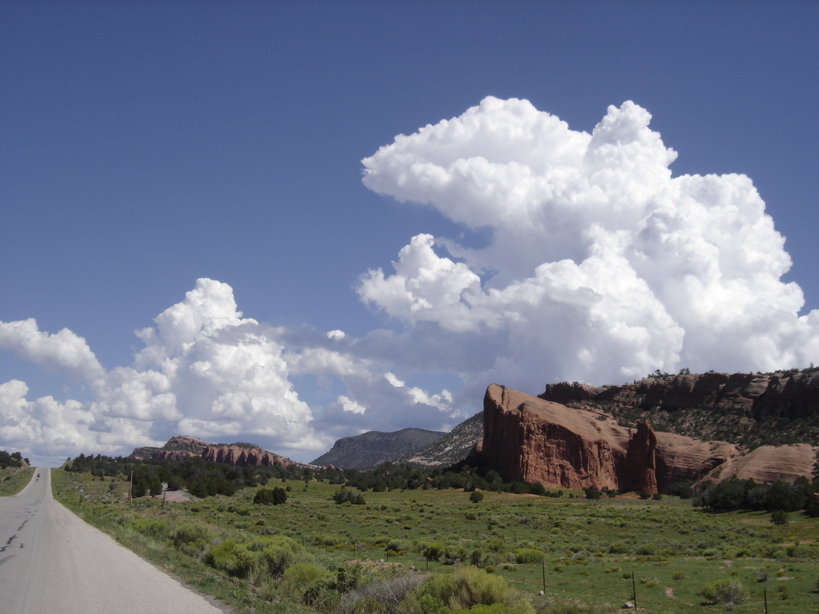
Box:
left=65, top=453, right=316, bottom=498
left=0, top=450, right=28, bottom=468
left=694, top=475, right=818, bottom=516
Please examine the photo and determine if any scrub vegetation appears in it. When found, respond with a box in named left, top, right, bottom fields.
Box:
left=0, top=449, right=34, bottom=496
left=52, top=463, right=818, bottom=613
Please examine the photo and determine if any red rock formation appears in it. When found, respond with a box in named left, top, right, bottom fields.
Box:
left=482, top=384, right=817, bottom=493
left=701, top=444, right=816, bottom=483
left=202, top=444, right=293, bottom=467
left=653, top=433, right=737, bottom=486
left=131, top=436, right=296, bottom=468
left=481, top=385, right=653, bottom=491
left=623, top=421, right=657, bottom=493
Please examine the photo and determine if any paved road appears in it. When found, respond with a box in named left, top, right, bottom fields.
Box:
left=0, top=469, right=227, bottom=613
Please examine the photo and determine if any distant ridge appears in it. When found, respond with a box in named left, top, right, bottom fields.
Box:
left=398, top=412, right=483, bottom=467
left=539, top=369, right=819, bottom=447
left=310, top=428, right=445, bottom=469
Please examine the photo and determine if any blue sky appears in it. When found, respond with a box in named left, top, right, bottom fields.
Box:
left=1, top=1, right=817, bottom=465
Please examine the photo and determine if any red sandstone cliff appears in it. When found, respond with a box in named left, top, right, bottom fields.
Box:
left=202, top=444, right=293, bottom=467
left=481, top=384, right=816, bottom=493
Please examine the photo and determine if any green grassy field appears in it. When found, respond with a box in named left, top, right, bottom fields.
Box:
left=51, top=469, right=818, bottom=613
left=0, top=465, right=35, bottom=496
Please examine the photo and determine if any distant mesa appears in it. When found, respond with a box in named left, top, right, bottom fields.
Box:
left=132, top=436, right=297, bottom=468
left=310, top=428, right=446, bottom=469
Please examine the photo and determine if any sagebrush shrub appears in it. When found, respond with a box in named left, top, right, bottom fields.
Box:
left=130, top=517, right=171, bottom=541
left=398, top=566, right=534, bottom=613
left=700, top=578, right=747, bottom=606
left=172, top=522, right=212, bottom=556
left=204, top=540, right=258, bottom=578
left=514, top=548, right=544, bottom=563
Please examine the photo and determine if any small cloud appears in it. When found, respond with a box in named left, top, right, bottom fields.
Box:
left=337, top=395, right=366, bottom=414
left=326, top=329, right=346, bottom=341
left=384, top=372, right=405, bottom=388
left=0, top=318, right=104, bottom=381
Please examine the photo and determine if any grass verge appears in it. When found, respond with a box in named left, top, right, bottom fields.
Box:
left=0, top=465, right=35, bottom=496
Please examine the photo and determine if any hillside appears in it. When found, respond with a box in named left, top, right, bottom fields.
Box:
left=398, top=412, right=484, bottom=466
left=539, top=369, right=819, bottom=448
left=310, top=428, right=445, bottom=469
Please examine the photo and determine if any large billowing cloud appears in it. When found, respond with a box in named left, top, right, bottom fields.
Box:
left=360, top=96, right=819, bottom=393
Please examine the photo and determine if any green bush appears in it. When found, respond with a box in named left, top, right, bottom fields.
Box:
left=283, top=561, right=332, bottom=588
left=700, top=578, right=747, bottom=607
left=333, top=487, right=366, bottom=505
left=340, top=573, right=426, bottom=614
left=254, top=487, right=288, bottom=505
left=423, top=542, right=445, bottom=563
left=608, top=542, right=629, bottom=554
left=667, top=481, right=693, bottom=498
left=204, top=535, right=305, bottom=580
left=172, top=522, right=212, bottom=556
left=130, top=518, right=172, bottom=541
left=469, top=491, right=484, bottom=503
left=514, top=548, right=544, bottom=563
left=770, top=510, right=788, bottom=525
left=204, top=540, right=258, bottom=578
left=583, top=486, right=602, bottom=500
left=260, top=535, right=304, bottom=576
left=398, top=566, right=534, bottom=613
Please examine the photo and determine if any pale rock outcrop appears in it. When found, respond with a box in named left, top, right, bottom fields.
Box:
left=702, top=444, right=816, bottom=483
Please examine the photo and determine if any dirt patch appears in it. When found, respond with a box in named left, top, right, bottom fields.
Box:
left=344, top=559, right=403, bottom=570
left=154, top=489, right=194, bottom=503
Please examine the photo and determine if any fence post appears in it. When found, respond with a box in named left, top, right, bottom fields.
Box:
left=541, top=558, right=546, bottom=594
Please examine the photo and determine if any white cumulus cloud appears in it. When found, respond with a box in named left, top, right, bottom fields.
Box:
left=360, top=96, right=819, bottom=391
left=0, top=318, right=104, bottom=381
left=0, top=279, right=325, bottom=463
left=337, top=395, right=366, bottom=415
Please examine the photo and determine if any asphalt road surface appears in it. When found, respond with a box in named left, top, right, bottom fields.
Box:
left=0, top=469, right=227, bottom=613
